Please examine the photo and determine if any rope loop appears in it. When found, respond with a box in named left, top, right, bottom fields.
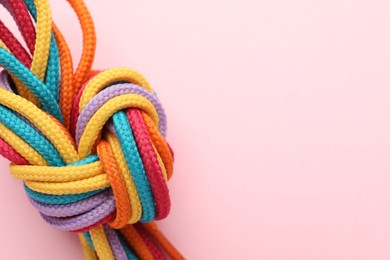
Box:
left=0, top=0, right=182, bottom=259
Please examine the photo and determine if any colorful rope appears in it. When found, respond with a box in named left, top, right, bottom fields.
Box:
left=0, top=0, right=183, bottom=259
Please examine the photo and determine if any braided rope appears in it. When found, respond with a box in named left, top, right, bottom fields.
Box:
left=0, top=0, right=183, bottom=259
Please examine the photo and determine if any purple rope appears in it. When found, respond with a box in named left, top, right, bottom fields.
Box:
left=103, top=224, right=128, bottom=260
left=106, top=120, right=117, bottom=136
left=41, top=195, right=115, bottom=231
left=29, top=190, right=112, bottom=217
left=0, top=70, right=116, bottom=229
left=0, top=70, right=13, bottom=91
left=75, top=83, right=167, bottom=144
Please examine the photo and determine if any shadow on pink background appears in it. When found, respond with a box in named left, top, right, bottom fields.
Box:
left=1, top=0, right=390, bottom=259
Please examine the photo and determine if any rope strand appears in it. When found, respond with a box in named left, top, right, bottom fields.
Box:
left=0, top=0, right=182, bottom=259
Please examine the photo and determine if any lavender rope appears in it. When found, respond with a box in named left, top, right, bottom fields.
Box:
left=0, top=70, right=117, bottom=231
left=41, top=195, right=115, bottom=231
left=103, top=224, right=128, bottom=260
left=75, top=83, right=167, bottom=144
left=29, top=189, right=112, bottom=217
left=0, top=70, right=13, bottom=92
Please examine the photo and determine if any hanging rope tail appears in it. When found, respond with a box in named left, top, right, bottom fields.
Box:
left=0, top=0, right=184, bottom=259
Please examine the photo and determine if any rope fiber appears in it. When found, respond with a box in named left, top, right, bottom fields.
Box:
left=0, top=0, right=183, bottom=259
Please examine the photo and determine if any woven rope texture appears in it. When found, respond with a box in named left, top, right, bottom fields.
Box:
left=0, top=0, right=183, bottom=259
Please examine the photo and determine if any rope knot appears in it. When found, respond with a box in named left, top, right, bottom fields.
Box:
left=0, top=0, right=183, bottom=258
left=8, top=67, right=174, bottom=232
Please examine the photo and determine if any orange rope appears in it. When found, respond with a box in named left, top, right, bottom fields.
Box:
left=120, top=225, right=154, bottom=259
left=53, top=24, right=74, bottom=129
left=67, top=0, right=96, bottom=93
left=97, top=140, right=132, bottom=229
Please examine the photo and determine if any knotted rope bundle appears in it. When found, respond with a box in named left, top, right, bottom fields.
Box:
left=0, top=0, right=183, bottom=259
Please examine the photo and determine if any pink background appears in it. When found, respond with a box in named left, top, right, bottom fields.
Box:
left=1, top=0, right=390, bottom=259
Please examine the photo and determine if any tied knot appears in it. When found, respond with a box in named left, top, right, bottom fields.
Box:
left=7, top=67, right=174, bottom=232
left=0, top=0, right=184, bottom=258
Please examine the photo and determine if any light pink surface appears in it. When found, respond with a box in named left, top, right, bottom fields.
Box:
left=1, top=0, right=390, bottom=259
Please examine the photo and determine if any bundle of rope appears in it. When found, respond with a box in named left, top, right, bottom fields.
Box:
left=0, top=0, right=183, bottom=259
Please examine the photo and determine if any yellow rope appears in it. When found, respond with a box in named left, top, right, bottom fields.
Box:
left=90, top=226, right=115, bottom=260
left=0, top=88, right=79, bottom=163
left=79, top=234, right=98, bottom=260
left=106, top=132, right=142, bottom=223
left=79, top=68, right=153, bottom=111
left=25, top=174, right=110, bottom=195
left=10, top=161, right=104, bottom=182
left=78, top=94, right=159, bottom=158
left=0, top=124, right=47, bottom=166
